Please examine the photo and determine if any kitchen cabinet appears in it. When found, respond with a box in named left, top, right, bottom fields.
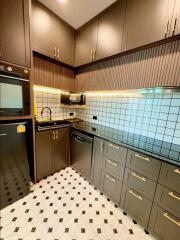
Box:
left=54, top=128, right=69, bottom=172
left=75, top=18, right=98, bottom=66
left=36, top=127, right=69, bottom=181
left=32, top=1, right=74, bottom=66
left=91, top=137, right=104, bottom=188
left=32, top=1, right=56, bottom=59
left=36, top=130, right=53, bottom=180
left=0, top=0, right=30, bottom=67
left=122, top=0, right=175, bottom=51
left=96, top=0, right=126, bottom=60
left=149, top=204, right=180, bottom=240
left=172, top=0, right=180, bottom=36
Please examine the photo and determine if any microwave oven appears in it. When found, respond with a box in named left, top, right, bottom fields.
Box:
left=0, top=62, right=30, bottom=116
left=61, top=92, right=86, bottom=105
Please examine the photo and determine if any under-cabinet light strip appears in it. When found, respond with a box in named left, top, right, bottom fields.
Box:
left=33, top=85, right=63, bottom=94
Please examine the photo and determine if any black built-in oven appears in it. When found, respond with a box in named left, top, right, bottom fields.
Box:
left=0, top=62, right=30, bottom=116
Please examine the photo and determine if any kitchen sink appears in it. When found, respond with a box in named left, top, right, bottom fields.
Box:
left=36, top=120, right=70, bottom=131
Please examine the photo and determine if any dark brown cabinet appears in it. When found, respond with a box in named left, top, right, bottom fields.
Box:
left=36, top=127, right=69, bottom=181
left=54, top=128, right=69, bottom=172
left=0, top=0, right=30, bottom=67
left=75, top=18, right=98, bottom=66
left=36, top=130, right=53, bottom=180
left=96, top=0, right=126, bottom=60
left=122, top=0, right=174, bottom=51
left=32, top=1, right=74, bottom=66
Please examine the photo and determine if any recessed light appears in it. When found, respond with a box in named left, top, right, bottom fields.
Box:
left=59, top=0, right=66, bottom=3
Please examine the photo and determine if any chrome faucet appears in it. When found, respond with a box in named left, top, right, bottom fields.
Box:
left=41, top=107, right=52, bottom=121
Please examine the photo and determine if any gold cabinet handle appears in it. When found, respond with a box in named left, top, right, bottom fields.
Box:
left=109, top=143, right=119, bottom=150
left=132, top=172, right=146, bottom=182
left=165, top=20, right=170, bottom=38
left=0, top=133, right=7, bottom=136
left=174, top=169, right=180, bottom=175
left=105, top=174, right=115, bottom=183
left=168, top=191, right=180, bottom=201
left=54, top=47, right=57, bottom=58
left=93, top=49, right=96, bottom=60
left=135, top=153, right=150, bottom=162
left=56, top=131, right=59, bottom=139
left=101, top=142, right=104, bottom=152
left=90, top=50, right=93, bottom=61
left=163, top=212, right=180, bottom=227
left=172, top=17, right=177, bottom=36
left=57, top=48, right=60, bottom=59
left=107, top=159, right=118, bottom=167
left=129, top=189, right=142, bottom=200
left=53, top=131, right=56, bottom=140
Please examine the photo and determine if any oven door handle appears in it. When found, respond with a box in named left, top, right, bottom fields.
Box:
left=0, top=74, right=29, bottom=82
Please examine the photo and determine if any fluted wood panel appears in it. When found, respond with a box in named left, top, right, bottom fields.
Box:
left=33, top=55, right=75, bottom=91
left=75, top=40, right=180, bottom=91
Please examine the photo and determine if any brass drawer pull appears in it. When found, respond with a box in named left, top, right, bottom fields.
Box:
left=56, top=131, right=59, bottom=139
left=109, top=143, right=119, bottom=150
left=0, top=133, right=7, bottom=136
left=172, top=17, right=177, bottom=36
left=129, top=189, right=142, bottom=200
left=57, top=48, right=60, bottom=59
left=101, top=142, right=104, bottom=152
left=132, top=172, right=146, bottom=182
left=168, top=192, right=180, bottom=201
left=107, top=159, right=118, bottom=167
left=135, top=154, right=150, bottom=162
left=174, top=169, right=180, bottom=175
left=53, top=131, right=56, bottom=140
left=105, top=174, right=115, bottom=183
left=54, top=47, right=57, bottom=58
left=165, top=20, right=170, bottom=38
left=90, top=50, right=93, bottom=61
left=163, top=212, right=180, bottom=227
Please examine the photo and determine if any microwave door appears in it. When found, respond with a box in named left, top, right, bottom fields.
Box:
left=0, top=75, right=30, bottom=116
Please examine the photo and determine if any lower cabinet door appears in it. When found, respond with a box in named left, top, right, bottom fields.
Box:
left=154, top=184, right=180, bottom=219
left=101, top=171, right=122, bottom=204
left=54, top=128, right=69, bottom=172
left=121, top=184, right=152, bottom=228
left=103, top=157, right=125, bottom=181
left=36, top=130, right=53, bottom=181
left=149, top=204, right=180, bottom=240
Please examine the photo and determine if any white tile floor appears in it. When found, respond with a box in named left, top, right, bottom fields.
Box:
left=0, top=167, right=156, bottom=240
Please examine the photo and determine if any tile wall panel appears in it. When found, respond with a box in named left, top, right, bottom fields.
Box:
left=77, top=88, right=180, bottom=145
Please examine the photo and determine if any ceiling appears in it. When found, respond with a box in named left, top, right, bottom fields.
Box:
left=38, top=0, right=117, bottom=29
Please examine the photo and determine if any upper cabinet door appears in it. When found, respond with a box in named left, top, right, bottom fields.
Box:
left=122, top=0, right=174, bottom=51
left=55, top=16, right=75, bottom=66
left=32, top=1, right=56, bottom=59
left=96, top=0, right=126, bottom=60
left=75, top=18, right=98, bottom=67
left=0, top=0, right=30, bottom=67
left=173, top=0, right=180, bottom=35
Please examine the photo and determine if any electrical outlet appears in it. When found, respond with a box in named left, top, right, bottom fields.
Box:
left=93, top=116, right=97, bottom=120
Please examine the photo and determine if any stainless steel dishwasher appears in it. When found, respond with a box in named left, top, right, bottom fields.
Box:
left=70, top=130, right=93, bottom=179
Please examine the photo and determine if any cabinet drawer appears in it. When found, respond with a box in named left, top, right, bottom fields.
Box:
left=149, top=204, right=180, bottom=240
left=104, top=141, right=127, bottom=165
left=103, top=157, right=125, bottom=181
left=154, top=184, right=180, bottom=219
left=101, top=171, right=122, bottom=204
left=158, top=162, right=180, bottom=193
left=126, top=150, right=161, bottom=181
left=121, top=184, right=152, bottom=228
left=124, top=167, right=156, bottom=201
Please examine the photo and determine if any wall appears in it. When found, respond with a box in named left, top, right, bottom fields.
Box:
left=75, top=40, right=180, bottom=91
left=33, top=53, right=75, bottom=91
left=77, top=88, right=180, bottom=147
left=34, top=88, right=77, bottom=121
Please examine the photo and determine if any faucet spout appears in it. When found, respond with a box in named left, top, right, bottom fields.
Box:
left=41, top=107, right=52, bottom=121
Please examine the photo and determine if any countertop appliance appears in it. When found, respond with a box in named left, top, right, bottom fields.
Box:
left=0, top=62, right=30, bottom=116
left=0, top=122, right=30, bottom=210
left=61, top=92, right=86, bottom=105
left=70, top=130, right=93, bottom=179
